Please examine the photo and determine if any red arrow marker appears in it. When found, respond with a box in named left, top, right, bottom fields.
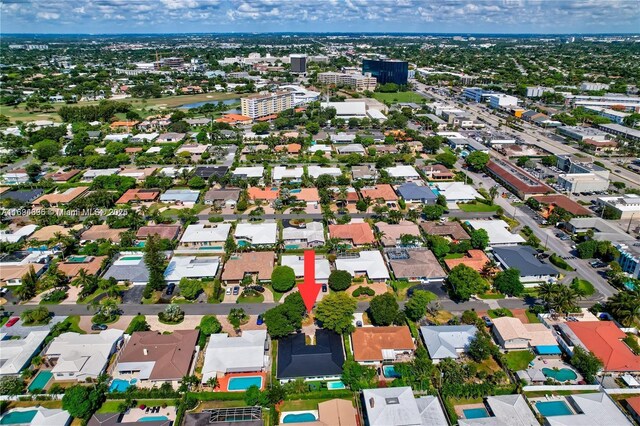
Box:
left=298, top=249, right=321, bottom=312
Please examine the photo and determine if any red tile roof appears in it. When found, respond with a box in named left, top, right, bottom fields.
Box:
left=360, top=184, right=398, bottom=202
left=329, top=223, right=375, bottom=245
left=116, top=188, right=160, bottom=204
left=486, top=160, right=553, bottom=195
left=626, top=396, right=640, bottom=416
left=532, top=194, right=592, bottom=217
left=247, top=187, right=279, bottom=200
left=567, top=321, right=640, bottom=372
left=444, top=250, right=490, bottom=272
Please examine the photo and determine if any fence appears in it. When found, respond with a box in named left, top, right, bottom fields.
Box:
left=523, top=384, right=601, bottom=392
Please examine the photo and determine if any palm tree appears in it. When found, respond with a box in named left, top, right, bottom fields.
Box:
left=206, top=377, right=219, bottom=390
left=606, top=290, right=640, bottom=327
left=489, top=186, right=499, bottom=205
left=388, top=210, right=404, bottom=224
left=480, top=260, right=498, bottom=279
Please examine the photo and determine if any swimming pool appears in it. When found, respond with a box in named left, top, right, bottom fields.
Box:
left=282, top=412, right=318, bottom=423
left=327, top=380, right=346, bottom=390
left=542, top=368, right=577, bottom=381
left=120, top=256, right=143, bottom=261
left=139, top=416, right=169, bottom=422
left=383, top=365, right=400, bottom=378
left=109, top=378, right=137, bottom=393
left=199, top=246, right=223, bottom=250
left=536, top=401, right=573, bottom=417
left=463, top=408, right=490, bottom=419
left=0, top=410, right=37, bottom=425
left=227, top=376, right=263, bottom=391
left=28, top=370, right=52, bottom=392
left=237, top=240, right=251, bottom=248
left=284, top=244, right=299, bottom=250
left=67, top=255, right=87, bottom=263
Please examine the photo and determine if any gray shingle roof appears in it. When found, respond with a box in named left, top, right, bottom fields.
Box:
left=492, top=245, right=558, bottom=278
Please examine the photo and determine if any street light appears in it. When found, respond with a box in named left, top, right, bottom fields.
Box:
left=627, top=212, right=637, bottom=233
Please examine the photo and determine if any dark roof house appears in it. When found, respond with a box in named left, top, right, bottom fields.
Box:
left=397, top=182, right=437, bottom=204
left=492, top=245, right=558, bottom=281
left=277, top=329, right=344, bottom=380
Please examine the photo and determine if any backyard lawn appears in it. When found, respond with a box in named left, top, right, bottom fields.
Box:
left=504, top=350, right=535, bottom=371
left=371, top=91, right=425, bottom=103
left=525, top=310, right=541, bottom=323
left=97, top=399, right=172, bottom=414
left=487, top=308, right=513, bottom=319
left=571, top=279, right=595, bottom=296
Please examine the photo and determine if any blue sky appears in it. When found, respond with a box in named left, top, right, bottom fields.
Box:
left=1, top=0, right=639, bottom=34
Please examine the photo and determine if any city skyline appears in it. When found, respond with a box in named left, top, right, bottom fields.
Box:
left=1, top=0, right=639, bottom=35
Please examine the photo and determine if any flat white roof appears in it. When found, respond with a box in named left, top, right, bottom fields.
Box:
left=436, top=182, right=482, bottom=201
left=0, top=224, right=37, bottom=243
left=335, top=250, right=390, bottom=280
left=180, top=223, right=231, bottom=243
left=281, top=255, right=331, bottom=281
left=321, top=101, right=367, bottom=117
left=164, top=256, right=220, bottom=282
left=308, top=165, right=342, bottom=178
left=273, top=166, right=304, bottom=180
left=0, top=330, right=50, bottom=375
left=233, top=166, right=264, bottom=178
left=282, top=222, right=325, bottom=244
left=235, top=222, right=278, bottom=245
left=201, top=330, right=267, bottom=382
left=466, top=220, right=526, bottom=245
left=46, top=329, right=123, bottom=378
left=385, top=165, right=420, bottom=178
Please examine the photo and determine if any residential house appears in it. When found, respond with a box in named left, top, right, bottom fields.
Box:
left=102, top=253, right=150, bottom=285
left=361, top=184, right=398, bottom=203
left=351, top=326, right=415, bottom=365
left=421, top=164, right=455, bottom=181
left=328, top=222, right=376, bottom=246
left=420, top=325, right=478, bottom=362
left=276, top=329, right=344, bottom=382
left=234, top=222, right=278, bottom=246
left=115, top=189, right=160, bottom=205
left=115, top=330, right=199, bottom=387
left=232, top=166, right=264, bottom=179
left=159, top=189, right=200, bottom=206
left=386, top=248, right=446, bottom=283
left=0, top=224, right=38, bottom=243
left=157, top=132, right=186, bottom=143
left=0, top=407, right=71, bottom=426
left=282, top=221, right=325, bottom=248
left=362, top=387, right=448, bottom=426
left=201, top=330, right=268, bottom=383
left=465, top=220, right=526, bottom=246
left=80, top=225, right=126, bottom=243
left=272, top=166, right=304, bottom=181
left=396, top=182, right=437, bottom=204
left=203, top=188, right=241, bottom=208
left=0, top=188, right=44, bottom=204
left=385, top=165, right=420, bottom=181
left=221, top=252, right=275, bottom=284
left=164, top=256, right=220, bottom=284
left=375, top=221, right=422, bottom=247
left=136, top=225, right=181, bottom=241
left=45, top=330, right=124, bottom=381
left=0, top=330, right=50, bottom=376
left=33, top=187, right=88, bottom=206
left=281, top=255, right=331, bottom=284
left=492, top=317, right=560, bottom=354
left=444, top=250, right=490, bottom=272
left=290, top=188, right=321, bottom=207
left=335, top=250, right=390, bottom=282
left=58, top=255, right=107, bottom=279
left=118, top=167, right=156, bottom=181
left=179, top=223, right=231, bottom=249
left=352, top=165, right=377, bottom=181
left=493, top=245, right=559, bottom=285
left=308, top=165, right=342, bottom=179
left=458, top=395, right=539, bottom=426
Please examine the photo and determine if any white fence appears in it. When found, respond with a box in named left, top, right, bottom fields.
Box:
left=523, top=384, right=601, bottom=392
left=0, top=394, right=63, bottom=401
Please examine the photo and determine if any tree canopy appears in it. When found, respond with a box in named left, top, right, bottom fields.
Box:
left=314, top=292, right=357, bottom=334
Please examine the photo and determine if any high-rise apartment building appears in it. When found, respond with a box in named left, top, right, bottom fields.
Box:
left=362, top=59, right=408, bottom=85
left=290, top=54, right=307, bottom=74
left=241, top=92, right=295, bottom=119
left=317, top=72, right=377, bottom=92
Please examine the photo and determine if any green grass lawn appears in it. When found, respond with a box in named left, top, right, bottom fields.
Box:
left=457, top=202, right=500, bottom=212
left=280, top=398, right=353, bottom=412
left=265, top=285, right=286, bottom=302
left=444, top=253, right=464, bottom=259
left=236, top=293, right=264, bottom=303
left=504, top=350, right=535, bottom=371
left=571, top=279, right=595, bottom=296
left=65, top=315, right=85, bottom=334
left=97, top=399, right=174, bottom=414
left=478, top=292, right=505, bottom=299
left=371, top=91, right=425, bottom=104
left=488, top=308, right=514, bottom=319
left=549, top=254, right=575, bottom=271
left=525, top=310, right=541, bottom=323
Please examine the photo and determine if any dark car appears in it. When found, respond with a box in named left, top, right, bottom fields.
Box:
left=232, top=286, right=240, bottom=295
left=252, top=286, right=265, bottom=293
left=322, top=284, right=328, bottom=293
left=257, top=314, right=264, bottom=325
left=482, top=316, right=493, bottom=327
left=356, top=320, right=363, bottom=327
left=166, top=283, right=176, bottom=296
left=91, top=324, right=108, bottom=331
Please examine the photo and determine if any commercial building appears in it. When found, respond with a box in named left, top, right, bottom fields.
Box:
left=201, top=330, right=268, bottom=383
left=241, top=92, right=294, bottom=119
left=115, top=330, right=199, bottom=386
left=486, top=160, right=553, bottom=199
left=566, top=94, right=640, bottom=111
left=617, top=244, right=640, bottom=279
left=351, top=326, right=415, bottom=365
left=597, top=123, right=640, bottom=142
left=531, top=195, right=593, bottom=217
left=526, top=86, right=554, bottom=98
left=463, top=87, right=488, bottom=102
left=46, top=330, right=124, bottom=381
left=317, top=72, right=377, bottom=92
left=289, top=54, right=306, bottom=74
left=362, top=59, right=409, bottom=85
left=558, top=173, right=610, bottom=193
left=584, top=106, right=630, bottom=124
left=567, top=217, right=634, bottom=243
left=489, top=94, right=519, bottom=109
left=557, top=126, right=610, bottom=142
left=596, top=195, right=640, bottom=219
left=362, top=387, right=448, bottom=426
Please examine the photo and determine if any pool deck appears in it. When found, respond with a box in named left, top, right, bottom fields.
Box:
left=530, top=358, right=582, bottom=383
left=121, top=406, right=177, bottom=423
left=455, top=403, right=488, bottom=419
left=529, top=396, right=575, bottom=416
left=219, top=371, right=267, bottom=391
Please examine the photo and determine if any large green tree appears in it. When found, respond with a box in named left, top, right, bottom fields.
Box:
left=328, top=270, right=352, bottom=291
left=404, top=290, right=436, bottom=321
left=447, top=264, right=487, bottom=301
left=264, top=292, right=306, bottom=338
left=62, top=384, right=105, bottom=420
left=368, top=293, right=401, bottom=326
left=493, top=268, right=524, bottom=297
left=271, top=266, right=296, bottom=292
left=606, top=290, right=640, bottom=327
left=465, top=151, right=490, bottom=171
left=143, top=234, right=166, bottom=294
left=314, top=292, right=357, bottom=334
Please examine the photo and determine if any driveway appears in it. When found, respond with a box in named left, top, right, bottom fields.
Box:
left=79, top=315, right=133, bottom=333
left=146, top=314, right=203, bottom=333
left=0, top=316, right=66, bottom=337
left=122, top=286, right=145, bottom=304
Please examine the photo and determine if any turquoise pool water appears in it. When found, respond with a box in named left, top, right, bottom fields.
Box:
left=136, top=241, right=146, bottom=247
left=463, top=408, right=490, bottom=419
left=327, top=381, right=346, bottom=390
left=199, top=246, right=223, bottom=250
left=282, top=413, right=317, bottom=423
left=542, top=368, right=577, bottom=381
left=536, top=401, right=572, bottom=417
left=28, top=370, right=52, bottom=392
left=227, top=376, right=263, bottom=391
left=67, top=255, right=87, bottom=263
left=290, top=189, right=302, bottom=193
left=0, top=411, right=37, bottom=425
left=284, top=244, right=299, bottom=250
left=120, top=256, right=143, bottom=261
left=237, top=240, right=251, bottom=248
left=109, top=378, right=137, bottom=393
left=625, top=281, right=637, bottom=291
left=383, top=365, right=400, bottom=378
left=139, top=416, right=169, bottom=422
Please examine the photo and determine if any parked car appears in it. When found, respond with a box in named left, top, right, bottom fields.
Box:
left=225, top=287, right=232, bottom=295
left=166, top=283, right=176, bottom=296
left=91, top=324, right=107, bottom=331
left=0, top=288, right=7, bottom=296
left=232, top=286, right=240, bottom=295
left=5, top=317, right=19, bottom=327
left=356, top=320, right=363, bottom=327
left=482, top=316, right=493, bottom=327
left=251, top=286, right=265, bottom=293
left=257, top=314, right=264, bottom=325
left=322, top=284, right=328, bottom=293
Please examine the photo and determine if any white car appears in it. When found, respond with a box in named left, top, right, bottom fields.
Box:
left=225, top=287, right=232, bottom=295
